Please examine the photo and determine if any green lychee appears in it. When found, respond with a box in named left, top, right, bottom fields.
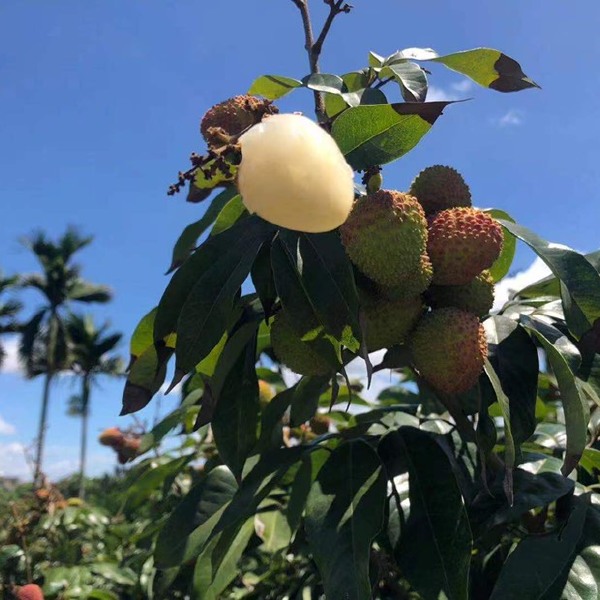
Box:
left=427, top=208, right=503, bottom=285
left=409, top=165, right=472, bottom=215
left=200, top=95, right=278, bottom=148
left=410, top=307, right=487, bottom=395
left=270, top=312, right=332, bottom=376
left=340, top=190, right=432, bottom=293
left=362, top=295, right=424, bottom=351
left=427, top=270, right=495, bottom=317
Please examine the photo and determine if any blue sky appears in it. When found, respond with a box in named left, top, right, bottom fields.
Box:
left=1, top=1, right=599, bottom=480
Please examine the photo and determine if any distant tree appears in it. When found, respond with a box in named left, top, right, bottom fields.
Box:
left=0, top=271, right=22, bottom=369
left=66, top=313, right=123, bottom=499
left=19, top=228, right=111, bottom=486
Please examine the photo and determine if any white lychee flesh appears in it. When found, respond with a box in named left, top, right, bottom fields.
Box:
left=238, top=113, right=355, bottom=233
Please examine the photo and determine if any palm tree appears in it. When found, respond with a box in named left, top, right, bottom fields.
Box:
left=0, top=271, right=22, bottom=368
left=66, top=313, right=123, bottom=499
left=19, top=228, right=111, bottom=486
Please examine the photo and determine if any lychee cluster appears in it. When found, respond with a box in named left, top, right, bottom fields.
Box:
left=99, top=427, right=141, bottom=464
left=271, top=165, right=501, bottom=396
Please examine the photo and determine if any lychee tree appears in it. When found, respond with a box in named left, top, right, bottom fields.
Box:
left=120, top=2, right=600, bottom=598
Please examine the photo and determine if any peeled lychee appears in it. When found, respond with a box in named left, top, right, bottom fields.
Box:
left=427, top=208, right=503, bottom=285
left=200, top=95, right=278, bottom=148
left=340, top=190, right=432, bottom=293
left=238, top=113, right=355, bottom=232
left=410, top=307, right=487, bottom=395
left=427, top=270, right=495, bottom=317
left=270, top=312, right=332, bottom=376
left=16, top=584, right=44, bottom=600
left=409, top=165, right=471, bottom=215
left=362, top=295, right=424, bottom=351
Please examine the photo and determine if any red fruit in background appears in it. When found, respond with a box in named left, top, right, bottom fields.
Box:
left=16, top=583, right=44, bottom=600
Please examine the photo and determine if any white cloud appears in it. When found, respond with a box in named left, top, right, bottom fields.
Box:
left=0, top=442, right=29, bottom=478
left=0, top=336, right=22, bottom=375
left=451, top=79, right=474, bottom=93
left=496, top=109, right=523, bottom=127
left=0, top=415, right=16, bottom=436
left=426, top=85, right=459, bottom=102
left=493, top=257, right=552, bottom=311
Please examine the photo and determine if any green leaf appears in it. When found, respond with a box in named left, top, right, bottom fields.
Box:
left=212, top=334, right=260, bottom=480
left=289, top=375, right=331, bottom=427
left=305, top=440, right=387, bottom=600
left=168, top=187, right=237, bottom=273
left=484, top=316, right=539, bottom=449
left=275, top=230, right=362, bottom=351
left=380, top=61, right=428, bottom=102
left=193, top=518, right=255, bottom=599
left=251, top=241, right=277, bottom=319
left=89, top=563, right=137, bottom=586
left=521, top=316, right=589, bottom=475
left=379, top=427, right=472, bottom=600
left=499, top=220, right=600, bottom=338
left=287, top=448, right=329, bottom=532
left=248, top=75, right=303, bottom=100
left=544, top=496, right=600, bottom=600
left=121, top=343, right=173, bottom=415
left=154, top=466, right=237, bottom=568
left=169, top=217, right=274, bottom=372
left=431, top=48, right=540, bottom=92
left=490, top=495, right=589, bottom=600
left=210, top=194, right=247, bottom=236
left=470, top=469, right=574, bottom=532
left=331, top=102, right=455, bottom=170
left=255, top=509, right=292, bottom=552
left=483, top=359, right=517, bottom=501
left=125, top=455, right=194, bottom=509
left=368, top=51, right=385, bottom=67
left=517, top=249, right=600, bottom=300
left=302, top=73, right=345, bottom=94
left=155, top=216, right=274, bottom=342
left=484, top=209, right=517, bottom=282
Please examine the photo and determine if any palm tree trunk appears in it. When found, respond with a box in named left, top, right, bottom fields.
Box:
left=33, top=372, right=52, bottom=487
left=78, top=375, right=91, bottom=499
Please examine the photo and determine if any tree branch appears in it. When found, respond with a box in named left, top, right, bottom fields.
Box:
left=290, top=0, right=351, bottom=122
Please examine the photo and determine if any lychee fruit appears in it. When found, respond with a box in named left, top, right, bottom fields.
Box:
left=117, top=437, right=141, bottom=464
left=98, top=427, right=124, bottom=447
left=16, top=584, right=44, bottom=600
left=410, top=307, right=487, bottom=395
left=427, top=270, right=495, bottom=317
left=427, top=208, right=503, bottom=285
left=238, top=113, right=355, bottom=232
left=409, top=165, right=471, bottom=215
left=258, top=379, right=275, bottom=408
left=309, top=414, right=331, bottom=435
left=200, top=95, right=278, bottom=148
left=362, top=295, right=424, bottom=351
left=270, top=312, right=332, bottom=376
left=340, top=190, right=432, bottom=293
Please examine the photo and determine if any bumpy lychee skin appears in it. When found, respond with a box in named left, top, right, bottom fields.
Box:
left=428, top=208, right=503, bottom=285
left=410, top=308, right=487, bottom=395
left=427, top=270, right=495, bottom=317
left=98, top=427, right=124, bottom=447
left=362, top=295, right=424, bottom=351
left=238, top=113, right=355, bottom=232
left=16, top=584, right=44, bottom=600
left=409, top=165, right=471, bottom=215
left=270, top=312, right=331, bottom=376
left=340, top=190, right=431, bottom=292
left=200, top=95, right=278, bottom=148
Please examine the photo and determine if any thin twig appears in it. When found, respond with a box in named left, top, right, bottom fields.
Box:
left=374, top=76, right=393, bottom=89
left=290, top=0, right=351, bottom=121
